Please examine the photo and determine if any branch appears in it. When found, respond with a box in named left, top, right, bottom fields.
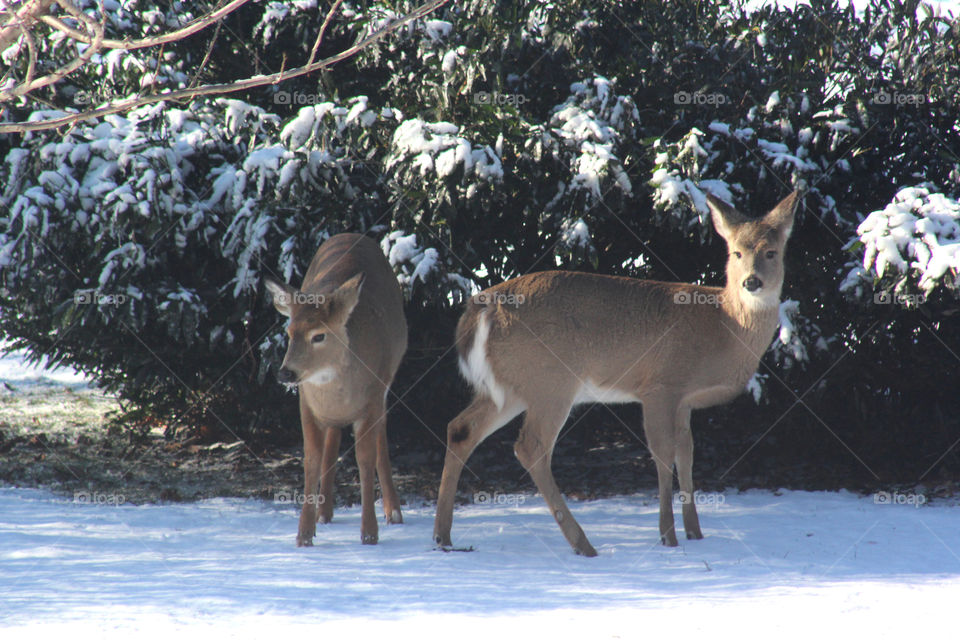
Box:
left=37, top=0, right=252, bottom=51
left=0, top=0, right=56, bottom=53
left=0, top=0, right=104, bottom=102
left=308, top=0, right=345, bottom=67
left=0, top=0, right=449, bottom=134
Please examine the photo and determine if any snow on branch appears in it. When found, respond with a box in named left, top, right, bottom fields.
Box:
left=0, top=0, right=450, bottom=133
left=841, top=185, right=960, bottom=300
left=649, top=90, right=857, bottom=239
left=544, top=76, right=639, bottom=202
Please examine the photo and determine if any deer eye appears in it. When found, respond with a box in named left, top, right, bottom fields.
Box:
left=733, top=251, right=742, bottom=259
left=311, top=333, right=326, bottom=344
left=765, top=250, right=776, bottom=259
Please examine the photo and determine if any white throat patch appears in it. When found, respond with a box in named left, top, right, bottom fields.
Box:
left=305, top=367, right=336, bottom=386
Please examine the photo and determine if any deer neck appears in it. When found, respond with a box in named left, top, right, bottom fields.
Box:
left=720, top=282, right=781, bottom=340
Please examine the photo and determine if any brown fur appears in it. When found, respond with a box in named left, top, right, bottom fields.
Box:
left=265, top=233, right=407, bottom=547
left=434, top=192, right=799, bottom=556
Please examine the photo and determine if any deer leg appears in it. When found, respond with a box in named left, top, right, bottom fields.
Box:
left=675, top=405, right=703, bottom=540
left=374, top=399, right=403, bottom=525
left=514, top=402, right=597, bottom=557
left=316, top=426, right=340, bottom=524
left=643, top=395, right=680, bottom=547
left=352, top=405, right=389, bottom=545
left=297, top=393, right=325, bottom=547
left=433, top=396, right=522, bottom=548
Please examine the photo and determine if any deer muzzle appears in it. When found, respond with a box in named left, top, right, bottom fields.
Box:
left=277, top=367, right=298, bottom=384
left=742, top=276, right=763, bottom=292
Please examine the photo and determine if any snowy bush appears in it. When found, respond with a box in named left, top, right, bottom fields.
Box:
left=2, top=0, right=959, bottom=478
left=542, top=76, right=639, bottom=202
left=841, top=186, right=960, bottom=301
left=649, top=92, right=858, bottom=238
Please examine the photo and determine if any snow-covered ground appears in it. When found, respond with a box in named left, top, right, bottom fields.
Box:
left=2, top=339, right=960, bottom=637
left=0, top=341, right=90, bottom=390
left=1, top=487, right=958, bottom=637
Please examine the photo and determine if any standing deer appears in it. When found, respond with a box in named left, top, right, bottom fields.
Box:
left=433, top=191, right=799, bottom=556
left=265, top=233, right=406, bottom=547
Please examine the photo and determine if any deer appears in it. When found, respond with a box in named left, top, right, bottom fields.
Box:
left=433, top=191, right=799, bottom=556
left=265, top=233, right=407, bottom=547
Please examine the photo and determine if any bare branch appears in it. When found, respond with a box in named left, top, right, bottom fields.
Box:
left=0, top=0, right=450, bottom=134
left=188, top=20, right=222, bottom=90
left=20, top=23, right=37, bottom=90
left=308, top=0, right=345, bottom=67
left=0, top=0, right=55, bottom=53
left=37, top=0, right=252, bottom=51
left=0, top=0, right=104, bottom=102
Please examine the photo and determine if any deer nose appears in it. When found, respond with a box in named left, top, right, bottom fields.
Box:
left=277, top=367, right=298, bottom=384
left=743, top=276, right=763, bottom=292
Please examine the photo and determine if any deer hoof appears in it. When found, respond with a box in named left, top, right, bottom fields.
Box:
left=387, top=509, right=403, bottom=525
left=361, top=533, right=378, bottom=545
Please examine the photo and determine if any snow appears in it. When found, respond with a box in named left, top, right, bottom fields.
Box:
left=280, top=106, right=319, bottom=149
left=380, top=231, right=444, bottom=288
left=844, top=185, right=960, bottom=294
left=423, top=19, right=453, bottom=42
left=0, top=342, right=90, bottom=389
left=441, top=48, right=459, bottom=74
left=745, top=372, right=768, bottom=403
left=0, top=487, right=958, bottom=636
left=745, top=0, right=960, bottom=17
left=411, top=247, right=439, bottom=284
left=561, top=218, right=591, bottom=248
left=776, top=299, right=807, bottom=362
left=389, top=119, right=501, bottom=183
left=548, top=77, right=639, bottom=200
left=764, top=90, right=781, bottom=112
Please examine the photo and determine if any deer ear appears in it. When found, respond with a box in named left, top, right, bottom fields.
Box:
left=765, top=190, right=800, bottom=242
left=328, top=272, right=365, bottom=324
left=706, top=193, right=748, bottom=242
left=264, top=277, right=296, bottom=317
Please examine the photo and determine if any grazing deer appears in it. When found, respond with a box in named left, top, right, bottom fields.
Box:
left=265, top=233, right=407, bottom=547
left=433, top=191, right=799, bottom=556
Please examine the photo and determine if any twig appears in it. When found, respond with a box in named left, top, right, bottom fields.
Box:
left=308, top=0, right=345, bottom=67
left=188, top=20, right=222, bottom=90
left=20, top=24, right=37, bottom=91
left=0, top=0, right=104, bottom=101
left=0, top=0, right=56, bottom=53
left=0, top=0, right=449, bottom=134
left=37, top=0, right=252, bottom=51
